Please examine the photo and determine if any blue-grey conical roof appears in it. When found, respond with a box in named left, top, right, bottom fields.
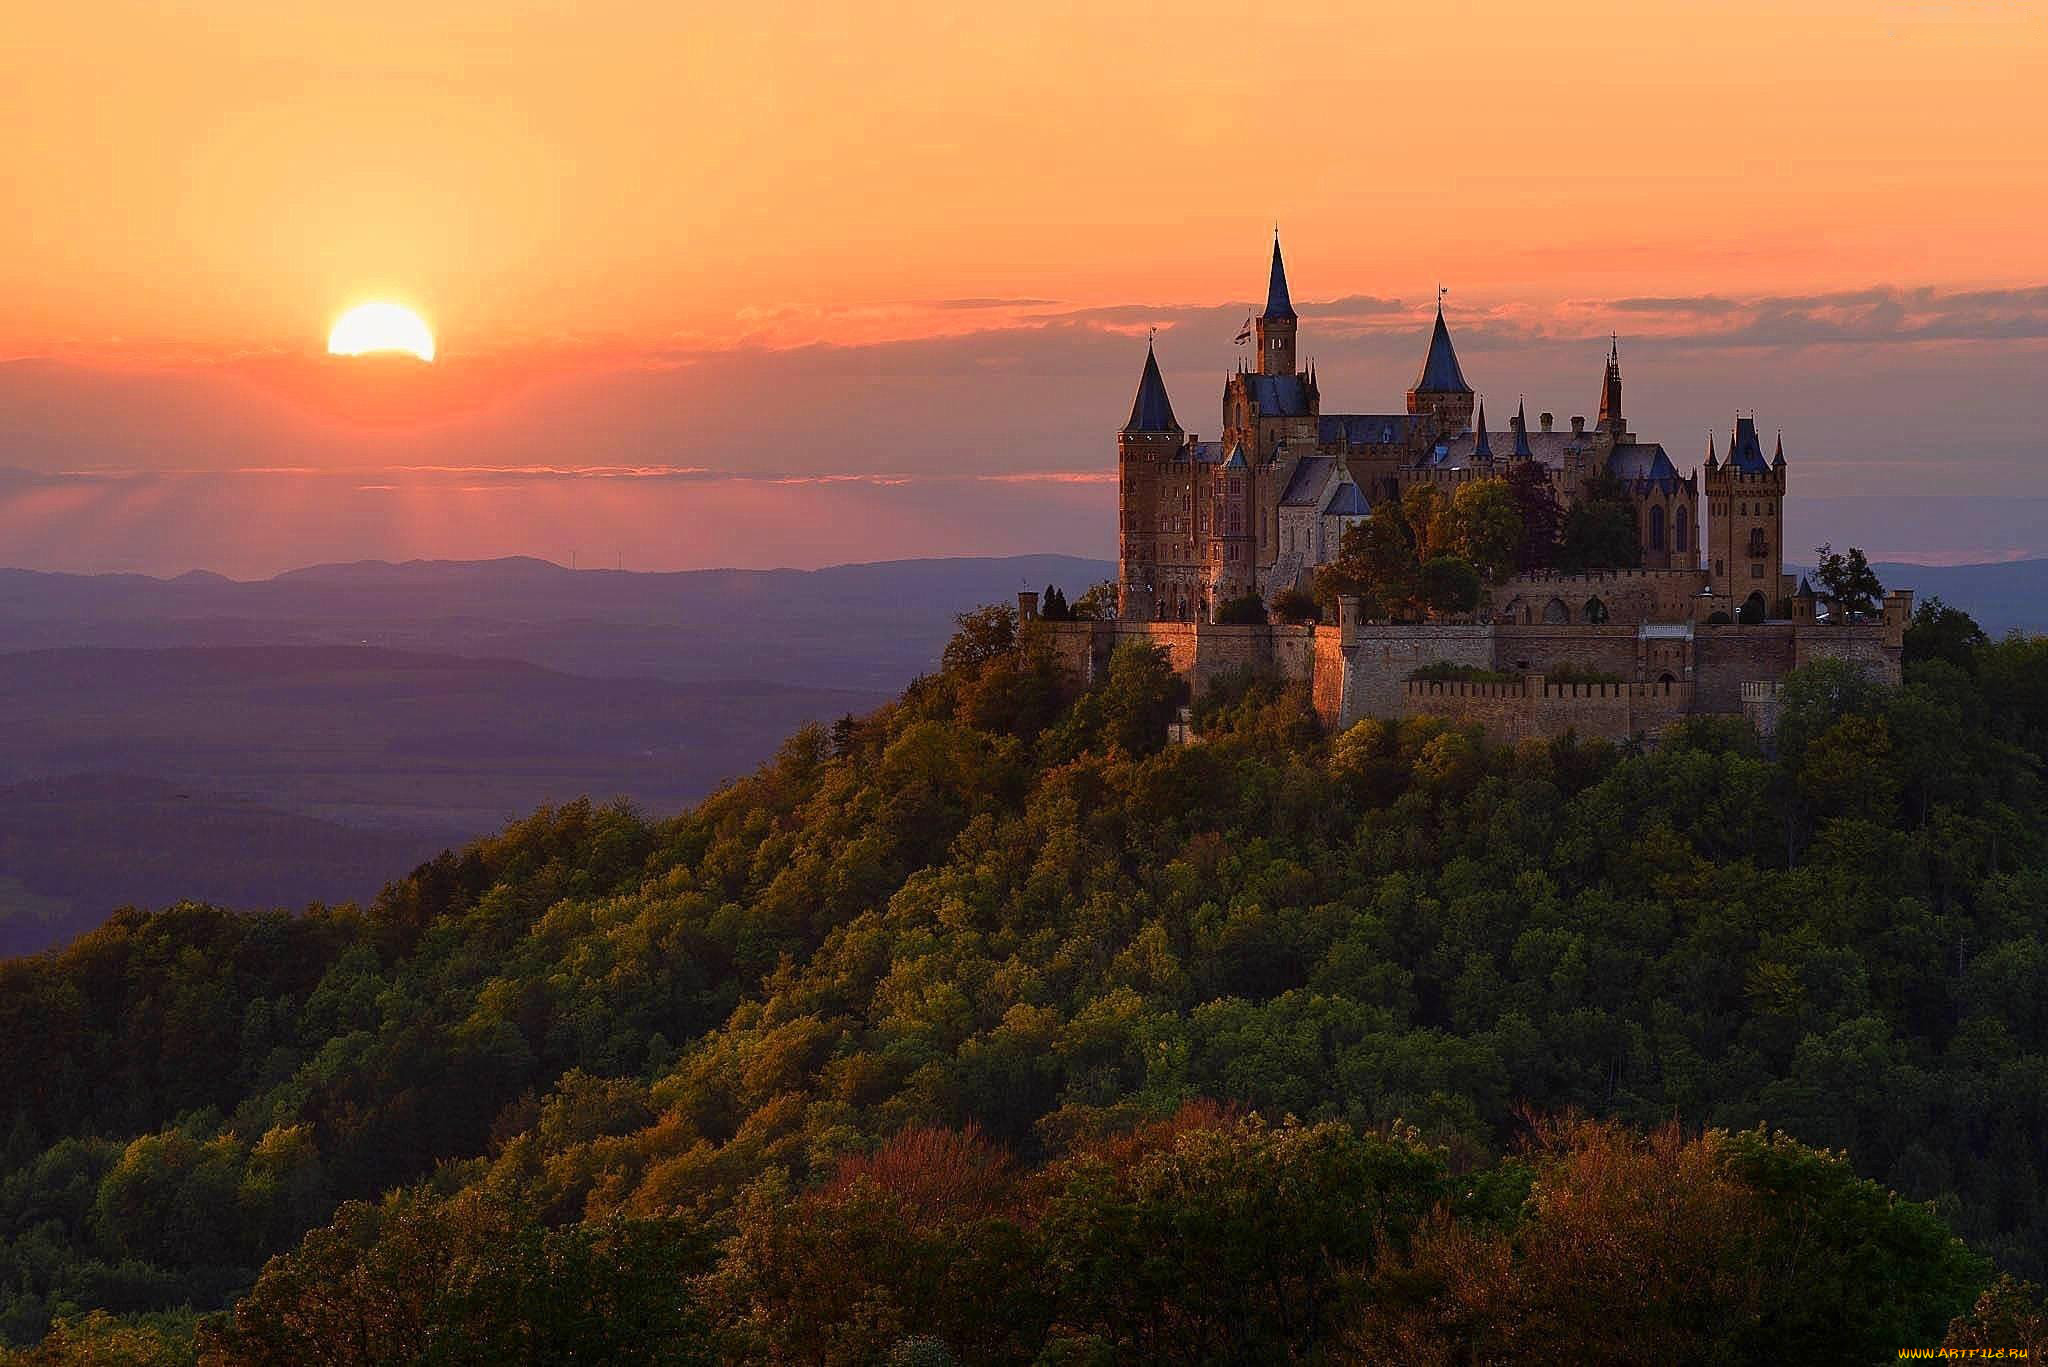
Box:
left=1123, top=342, right=1180, bottom=433
left=1263, top=238, right=1296, bottom=321
left=1512, top=400, right=1533, bottom=457
left=1414, top=306, right=1471, bottom=393
left=1472, top=400, right=1492, bottom=457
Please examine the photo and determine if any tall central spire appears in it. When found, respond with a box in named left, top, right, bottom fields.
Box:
left=1253, top=232, right=1300, bottom=377
left=1263, top=234, right=1296, bottom=321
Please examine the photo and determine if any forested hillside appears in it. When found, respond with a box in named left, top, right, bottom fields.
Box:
left=3, top=598, right=2047, bottom=1363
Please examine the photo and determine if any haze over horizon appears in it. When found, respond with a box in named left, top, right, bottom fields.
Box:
left=4, top=1, right=2044, bottom=574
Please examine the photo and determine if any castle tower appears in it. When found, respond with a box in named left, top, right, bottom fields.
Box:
left=1255, top=236, right=1298, bottom=377
left=1597, top=336, right=1625, bottom=438
left=1208, top=443, right=1256, bottom=614
left=1116, top=340, right=1184, bottom=621
left=1406, top=299, right=1475, bottom=438
left=1704, top=416, right=1787, bottom=620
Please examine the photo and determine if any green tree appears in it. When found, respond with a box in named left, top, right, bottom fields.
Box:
left=1447, top=477, right=1522, bottom=584
left=1419, top=556, right=1481, bottom=617
left=1558, top=474, right=1642, bottom=572
left=1069, top=581, right=1117, bottom=621
left=1215, top=594, right=1267, bottom=625
left=1904, top=595, right=1986, bottom=672
left=1812, top=543, right=1884, bottom=617
left=1506, top=459, right=1563, bottom=571
left=941, top=604, right=1017, bottom=677
left=1269, top=585, right=1320, bottom=624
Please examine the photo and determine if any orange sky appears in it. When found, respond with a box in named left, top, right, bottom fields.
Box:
left=5, top=0, right=2045, bottom=359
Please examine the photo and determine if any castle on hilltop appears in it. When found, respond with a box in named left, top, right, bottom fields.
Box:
left=1117, top=235, right=1789, bottom=626
left=1039, top=237, right=1913, bottom=743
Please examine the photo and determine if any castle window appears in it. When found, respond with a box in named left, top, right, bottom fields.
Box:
left=1649, top=506, right=1666, bottom=551
left=1748, top=527, right=1767, bottom=558
left=1676, top=510, right=1689, bottom=552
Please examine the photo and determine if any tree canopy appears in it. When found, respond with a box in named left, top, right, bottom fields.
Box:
left=2, top=603, right=2046, bottom=1362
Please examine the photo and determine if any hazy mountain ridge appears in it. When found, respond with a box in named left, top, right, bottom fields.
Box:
left=0, top=554, right=1119, bottom=690
left=0, top=645, right=885, bottom=955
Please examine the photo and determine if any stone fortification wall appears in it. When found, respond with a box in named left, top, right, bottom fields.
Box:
left=1042, top=620, right=1316, bottom=696
left=1333, top=624, right=1494, bottom=728
left=1402, top=677, right=1696, bottom=743
left=1492, top=569, right=1706, bottom=627
left=1040, top=602, right=1901, bottom=744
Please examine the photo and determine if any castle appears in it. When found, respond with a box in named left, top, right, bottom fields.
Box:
left=1043, top=238, right=1912, bottom=742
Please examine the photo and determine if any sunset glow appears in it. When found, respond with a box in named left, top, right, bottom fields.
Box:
left=327, top=302, right=435, bottom=361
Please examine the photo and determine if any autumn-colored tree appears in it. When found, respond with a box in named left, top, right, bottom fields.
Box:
left=1447, top=477, right=1523, bottom=584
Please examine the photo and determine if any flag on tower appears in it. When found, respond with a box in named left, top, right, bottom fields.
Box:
left=1234, top=316, right=1253, bottom=345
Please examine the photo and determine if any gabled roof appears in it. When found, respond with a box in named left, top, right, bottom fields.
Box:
left=1263, top=238, right=1296, bottom=320
left=1123, top=343, right=1180, bottom=433
left=1222, top=443, right=1248, bottom=470
left=1413, top=306, right=1471, bottom=393
left=1606, top=442, right=1680, bottom=483
left=1317, top=413, right=1413, bottom=446
left=1278, top=456, right=1337, bottom=506
left=1322, top=480, right=1369, bottom=517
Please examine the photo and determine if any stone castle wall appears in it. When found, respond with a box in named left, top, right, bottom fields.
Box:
left=1491, top=569, right=1707, bottom=626
left=1401, top=677, right=1697, bottom=743
left=1042, top=598, right=1905, bottom=745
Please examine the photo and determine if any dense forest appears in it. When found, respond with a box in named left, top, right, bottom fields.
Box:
left=2, top=595, right=2047, bottom=1363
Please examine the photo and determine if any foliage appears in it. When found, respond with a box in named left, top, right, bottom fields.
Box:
left=1268, top=586, right=1320, bottom=625
left=1446, top=478, right=1522, bottom=584
left=1036, top=585, right=1072, bottom=621
left=1068, top=581, right=1117, bottom=621
left=1418, top=556, right=1481, bottom=617
left=1905, top=595, right=1988, bottom=673
left=1506, top=459, right=1563, bottom=572
left=5, top=606, right=2048, bottom=1359
left=1214, top=593, right=1267, bottom=626
left=1557, top=474, right=1643, bottom=572
left=1813, top=543, right=1885, bottom=617
left=1320, top=488, right=1518, bottom=620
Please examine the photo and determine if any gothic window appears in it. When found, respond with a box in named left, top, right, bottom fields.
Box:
left=1543, top=598, right=1570, bottom=625
left=1649, top=506, right=1666, bottom=550
left=1748, top=527, right=1767, bottom=558
left=1676, top=509, right=1689, bottom=552
left=1583, top=597, right=1609, bottom=624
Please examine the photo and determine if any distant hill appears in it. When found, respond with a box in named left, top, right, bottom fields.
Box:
left=0, top=645, right=884, bottom=955
left=1867, top=558, right=2048, bottom=637
left=0, top=554, right=1118, bottom=692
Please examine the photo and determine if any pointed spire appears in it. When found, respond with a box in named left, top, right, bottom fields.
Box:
left=1598, top=335, right=1623, bottom=431
left=1414, top=298, right=1471, bottom=393
left=1122, top=339, right=1180, bottom=434
left=1705, top=430, right=1718, bottom=470
left=1772, top=431, right=1787, bottom=467
left=1263, top=233, right=1296, bottom=321
left=1512, top=400, right=1533, bottom=458
left=1472, top=399, right=1493, bottom=457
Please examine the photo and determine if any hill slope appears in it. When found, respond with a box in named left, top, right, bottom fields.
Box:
left=1, top=621, right=2045, bottom=1361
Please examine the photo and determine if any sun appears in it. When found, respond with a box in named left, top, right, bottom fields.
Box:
left=327, top=301, right=436, bottom=361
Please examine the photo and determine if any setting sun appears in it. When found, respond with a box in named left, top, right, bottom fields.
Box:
left=327, top=301, right=435, bottom=361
